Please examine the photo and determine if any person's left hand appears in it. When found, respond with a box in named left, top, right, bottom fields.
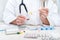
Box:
left=39, top=8, right=50, bottom=25
left=39, top=8, right=49, bottom=18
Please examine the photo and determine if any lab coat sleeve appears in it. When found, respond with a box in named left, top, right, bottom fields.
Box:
left=3, top=0, right=17, bottom=24
left=47, top=0, right=60, bottom=26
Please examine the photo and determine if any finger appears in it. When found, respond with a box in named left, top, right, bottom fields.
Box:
left=41, top=9, right=48, bottom=13
left=39, top=8, right=48, bottom=12
left=17, top=17, right=25, bottom=22
left=20, top=15, right=26, bottom=19
left=16, top=19, right=25, bottom=24
left=40, top=9, right=48, bottom=15
left=40, top=11, right=48, bottom=16
left=16, top=19, right=21, bottom=23
left=41, top=15, right=47, bottom=19
left=17, top=16, right=26, bottom=20
left=16, top=20, right=24, bottom=25
left=40, top=13, right=48, bottom=17
left=17, top=22, right=24, bottom=26
left=41, top=11, right=48, bottom=14
left=42, top=8, right=48, bottom=12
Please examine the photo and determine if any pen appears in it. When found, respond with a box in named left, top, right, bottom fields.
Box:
left=6, top=31, right=25, bottom=35
left=43, top=0, right=45, bottom=7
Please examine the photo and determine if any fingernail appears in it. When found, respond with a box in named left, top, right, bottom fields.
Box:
left=27, top=19, right=30, bottom=20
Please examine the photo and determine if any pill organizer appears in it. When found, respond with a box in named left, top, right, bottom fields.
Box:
left=39, top=26, right=55, bottom=30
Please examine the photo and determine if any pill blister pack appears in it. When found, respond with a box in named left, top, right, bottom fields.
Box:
left=24, top=33, right=38, bottom=39
left=38, top=34, right=56, bottom=40
left=24, top=32, right=60, bottom=40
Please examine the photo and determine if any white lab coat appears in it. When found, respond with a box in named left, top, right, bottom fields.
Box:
left=3, top=0, right=60, bottom=26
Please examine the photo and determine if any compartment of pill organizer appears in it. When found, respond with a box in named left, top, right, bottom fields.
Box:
left=26, top=25, right=39, bottom=30
left=38, top=25, right=55, bottom=30
left=5, top=27, right=19, bottom=35
left=24, top=30, right=39, bottom=39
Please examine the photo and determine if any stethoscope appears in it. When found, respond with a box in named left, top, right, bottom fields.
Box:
left=19, top=0, right=47, bottom=23
left=19, top=0, right=28, bottom=14
left=19, top=0, right=50, bottom=26
left=19, top=0, right=45, bottom=14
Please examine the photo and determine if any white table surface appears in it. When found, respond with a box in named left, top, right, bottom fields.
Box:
left=0, top=23, right=60, bottom=40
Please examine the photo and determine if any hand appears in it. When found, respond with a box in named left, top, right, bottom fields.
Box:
left=39, top=8, right=49, bottom=18
left=10, top=16, right=26, bottom=26
left=39, top=8, right=50, bottom=25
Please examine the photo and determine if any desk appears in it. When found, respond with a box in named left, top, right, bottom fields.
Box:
left=0, top=23, right=60, bottom=40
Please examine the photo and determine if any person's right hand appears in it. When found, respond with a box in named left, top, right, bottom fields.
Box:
left=10, top=16, right=26, bottom=26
